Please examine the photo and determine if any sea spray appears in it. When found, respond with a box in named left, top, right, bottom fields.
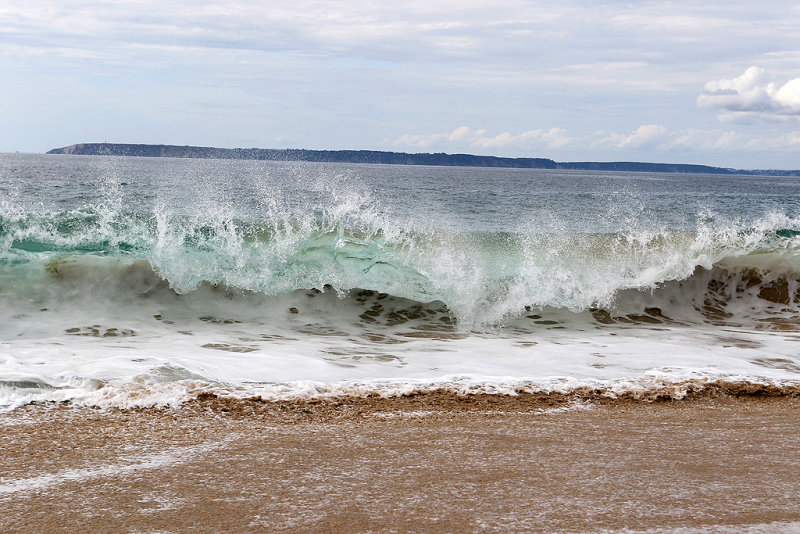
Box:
left=1, top=154, right=800, bottom=409
left=3, top=205, right=799, bottom=325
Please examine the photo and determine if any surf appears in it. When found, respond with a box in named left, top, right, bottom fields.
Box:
left=2, top=155, right=800, bottom=410
left=2, top=204, right=800, bottom=326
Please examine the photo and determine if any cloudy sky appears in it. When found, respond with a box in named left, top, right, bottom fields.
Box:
left=2, top=0, right=800, bottom=168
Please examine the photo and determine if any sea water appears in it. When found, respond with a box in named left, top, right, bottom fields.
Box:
left=1, top=153, right=799, bottom=409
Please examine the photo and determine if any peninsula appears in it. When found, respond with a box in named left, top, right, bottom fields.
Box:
left=46, top=143, right=800, bottom=176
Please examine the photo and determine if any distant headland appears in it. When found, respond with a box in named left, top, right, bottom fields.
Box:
left=46, top=143, right=800, bottom=176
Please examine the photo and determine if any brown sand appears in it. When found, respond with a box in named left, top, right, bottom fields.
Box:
left=1, top=394, right=799, bottom=533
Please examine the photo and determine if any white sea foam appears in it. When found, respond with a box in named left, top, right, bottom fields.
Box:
left=2, top=264, right=800, bottom=410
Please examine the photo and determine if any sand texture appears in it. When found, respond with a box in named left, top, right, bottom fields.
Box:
left=1, top=395, right=800, bottom=533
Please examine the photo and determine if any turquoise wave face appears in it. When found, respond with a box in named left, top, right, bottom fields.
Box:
left=2, top=204, right=800, bottom=326
left=3, top=155, right=800, bottom=325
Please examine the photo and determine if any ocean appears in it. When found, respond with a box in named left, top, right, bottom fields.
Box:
left=1, top=153, right=799, bottom=410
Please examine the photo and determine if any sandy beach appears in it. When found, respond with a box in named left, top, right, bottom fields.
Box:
left=2, top=393, right=799, bottom=533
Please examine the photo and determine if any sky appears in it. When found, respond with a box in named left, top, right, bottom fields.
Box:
left=2, top=1, right=800, bottom=169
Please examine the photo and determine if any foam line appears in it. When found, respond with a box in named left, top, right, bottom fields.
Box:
left=0, top=439, right=230, bottom=497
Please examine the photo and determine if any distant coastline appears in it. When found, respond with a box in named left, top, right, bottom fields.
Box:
left=46, top=143, right=800, bottom=176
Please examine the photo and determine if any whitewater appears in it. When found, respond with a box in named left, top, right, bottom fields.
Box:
left=1, top=153, right=799, bottom=409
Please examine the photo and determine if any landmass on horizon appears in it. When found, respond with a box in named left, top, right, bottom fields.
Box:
left=46, top=143, right=800, bottom=176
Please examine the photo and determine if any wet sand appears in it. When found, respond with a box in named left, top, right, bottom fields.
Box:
left=2, top=394, right=800, bottom=533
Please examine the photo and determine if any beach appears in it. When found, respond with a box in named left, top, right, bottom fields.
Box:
left=5, top=1, right=800, bottom=531
left=3, top=156, right=800, bottom=532
left=2, top=394, right=799, bottom=533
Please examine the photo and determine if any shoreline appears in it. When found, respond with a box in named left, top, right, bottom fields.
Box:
left=4, top=377, right=799, bottom=416
left=2, top=395, right=799, bottom=532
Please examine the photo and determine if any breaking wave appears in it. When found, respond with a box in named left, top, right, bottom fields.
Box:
left=1, top=205, right=800, bottom=328
left=3, top=158, right=800, bottom=411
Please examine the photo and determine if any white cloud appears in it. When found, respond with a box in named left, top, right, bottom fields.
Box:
left=617, top=125, right=669, bottom=149
left=596, top=124, right=800, bottom=157
left=391, top=126, right=575, bottom=153
left=698, top=66, right=800, bottom=119
left=611, top=14, right=734, bottom=33
left=596, top=125, right=669, bottom=150
left=447, top=126, right=471, bottom=141
left=395, top=124, right=800, bottom=161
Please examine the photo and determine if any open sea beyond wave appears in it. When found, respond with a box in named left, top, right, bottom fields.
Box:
left=1, top=153, right=800, bottom=409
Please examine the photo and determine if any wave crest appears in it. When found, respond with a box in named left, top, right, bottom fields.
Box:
left=2, top=206, right=800, bottom=325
